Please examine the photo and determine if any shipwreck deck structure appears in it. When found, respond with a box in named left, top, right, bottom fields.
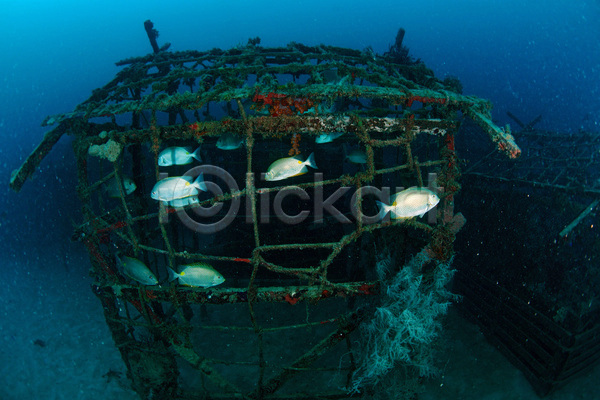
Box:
left=11, top=38, right=519, bottom=399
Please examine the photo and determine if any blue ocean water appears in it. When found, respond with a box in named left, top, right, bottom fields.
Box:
left=1, top=1, right=599, bottom=398
left=2, top=0, right=599, bottom=254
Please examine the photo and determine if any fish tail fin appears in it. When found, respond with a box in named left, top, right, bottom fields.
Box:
left=191, top=146, right=202, bottom=162
left=376, top=201, right=390, bottom=220
left=193, top=173, right=207, bottom=192
left=168, top=267, right=179, bottom=282
left=114, top=254, right=123, bottom=270
left=305, top=152, right=318, bottom=169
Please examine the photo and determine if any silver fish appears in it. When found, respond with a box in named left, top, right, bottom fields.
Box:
left=168, top=262, right=225, bottom=287
left=158, top=146, right=202, bottom=166
left=315, top=132, right=344, bottom=144
left=119, top=256, right=158, bottom=285
left=377, top=187, right=440, bottom=220
left=217, top=133, right=244, bottom=150
left=265, top=153, right=317, bottom=181
left=166, top=196, right=199, bottom=208
left=105, top=176, right=137, bottom=198
left=345, top=149, right=367, bottom=164
left=150, top=174, right=206, bottom=202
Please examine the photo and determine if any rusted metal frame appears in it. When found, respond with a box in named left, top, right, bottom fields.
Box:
left=108, top=282, right=380, bottom=305
left=248, top=250, right=266, bottom=394
left=400, top=116, right=425, bottom=187
left=257, top=242, right=337, bottom=252
left=238, top=97, right=268, bottom=394
left=465, top=105, right=521, bottom=159
left=112, top=45, right=354, bottom=70
left=111, top=290, right=245, bottom=394
left=318, top=229, right=364, bottom=281
left=148, top=111, right=176, bottom=274
left=344, top=122, right=372, bottom=293
left=559, top=198, right=600, bottom=238
left=441, top=132, right=458, bottom=223
left=144, top=245, right=254, bottom=265
left=75, top=135, right=190, bottom=394
left=314, top=218, right=434, bottom=287
left=374, top=159, right=444, bottom=176
left=245, top=220, right=433, bottom=286
left=237, top=98, right=259, bottom=249
left=246, top=220, right=431, bottom=284
left=414, top=156, right=424, bottom=187
left=78, top=133, right=440, bottom=274
left=75, top=61, right=425, bottom=121
left=135, top=286, right=158, bottom=327
left=249, top=309, right=365, bottom=398
left=201, top=392, right=354, bottom=400
left=201, top=316, right=347, bottom=333
left=170, top=342, right=245, bottom=396
left=95, top=161, right=108, bottom=214
left=91, top=285, right=138, bottom=381
left=87, top=170, right=116, bottom=192
left=343, top=334, right=358, bottom=388
left=464, top=173, right=600, bottom=195
left=54, top=116, right=451, bottom=150
left=115, top=49, right=212, bottom=67
left=112, top=159, right=140, bottom=253
left=9, top=122, right=69, bottom=192
left=54, top=81, right=456, bottom=124
left=102, top=288, right=246, bottom=394
left=559, top=330, right=600, bottom=380
left=71, top=159, right=443, bottom=241
left=73, top=134, right=120, bottom=282
left=252, top=257, right=320, bottom=282
left=255, top=242, right=336, bottom=281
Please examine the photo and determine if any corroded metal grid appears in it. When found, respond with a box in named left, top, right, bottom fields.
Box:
left=464, top=128, right=600, bottom=195
left=10, top=43, right=518, bottom=398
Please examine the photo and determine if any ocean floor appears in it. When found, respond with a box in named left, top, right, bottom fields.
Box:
left=1, top=245, right=598, bottom=400
left=422, top=306, right=600, bottom=400
left=0, top=245, right=138, bottom=400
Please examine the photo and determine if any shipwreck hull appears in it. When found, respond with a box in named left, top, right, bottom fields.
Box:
left=11, top=42, right=517, bottom=398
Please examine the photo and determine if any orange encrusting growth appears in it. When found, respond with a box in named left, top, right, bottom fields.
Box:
left=252, top=91, right=314, bottom=117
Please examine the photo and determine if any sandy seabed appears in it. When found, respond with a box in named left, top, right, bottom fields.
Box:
left=0, top=246, right=138, bottom=400
left=1, top=245, right=598, bottom=400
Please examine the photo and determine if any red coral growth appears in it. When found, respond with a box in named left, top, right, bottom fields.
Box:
left=497, top=138, right=521, bottom=159
left=357, top=283, right=376, bottom=295
left=444, top=132, right=455, bottom=152
left=145, top=290, right=158, bottom=300
left=406, top=95, right=447, bottom=108
left=444, top=134, right=457, bottom=170
left=253, top=90, right=314, bottom=117
left=150, top=124, right=161, bottom=155
left=288, top=133, right=301, bottom=156
left=96, top=220, right=127, bottom=235
left=188, top=122, right=207, bottom=139
left=284, top=293, right=300, bottom=305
